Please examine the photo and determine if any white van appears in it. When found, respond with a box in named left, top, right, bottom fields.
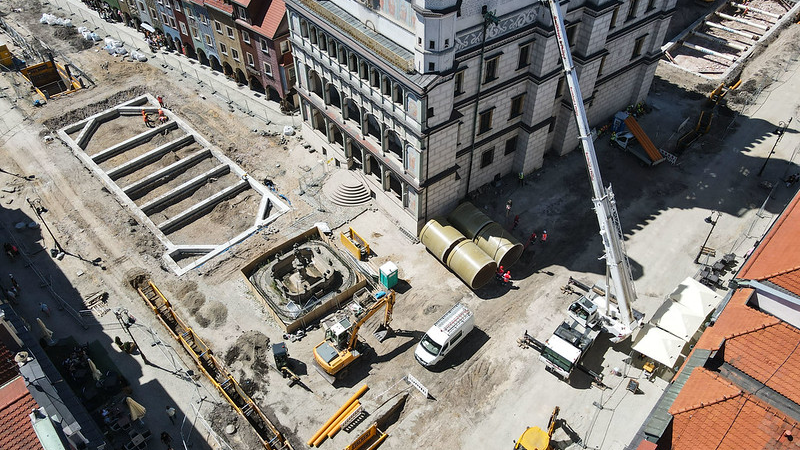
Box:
left=415, top=303, right=475, bottom=367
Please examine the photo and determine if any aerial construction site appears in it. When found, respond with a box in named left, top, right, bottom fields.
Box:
left=1, top=0, right=800, bottom=449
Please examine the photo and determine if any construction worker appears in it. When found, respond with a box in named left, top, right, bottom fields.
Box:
left=157, top=109, right=168, bottom=125
left=502, top=271, right=511, bottom=284
left=512, top=215, right=520, bottom=230
left=518, top=171, right=524, bottom=187
left=141, top=109, right=152, bottom=128
left=541, top=230, right=548, bottom=243
left=157, top=94, right=165, bottom=108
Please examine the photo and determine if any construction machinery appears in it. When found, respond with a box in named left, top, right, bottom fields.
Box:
left=313, top=290, right=395, bottom=383
left=540, top=0, right=642, bottom=342
left=272, top=342, right=310, bottom=390
left=514, top=406, right=560, bottom=450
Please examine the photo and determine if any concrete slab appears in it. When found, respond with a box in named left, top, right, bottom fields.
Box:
left=106, top=134, right=195, bottom=180
left=122, top=148, right=212, bottom=197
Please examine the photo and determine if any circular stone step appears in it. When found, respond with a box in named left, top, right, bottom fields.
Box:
left=322, top=170, right=371, bottom=206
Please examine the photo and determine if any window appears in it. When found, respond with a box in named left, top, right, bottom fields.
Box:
left=509, top=94, right=525, bottom=119
left=219, top=42, right=227, bottom=55
left=186, top=8, right=193, bottom=18
left=280, top=40, right=290, bottom=54
left=215, top=21, right=222, bottom=33
left=504, top=136, right=518, bottom=155
left=156, top=0, right=162, bottom=4
left=242, top=30, right=250, bottom=44
left=288, top=66, right=296, bottom=83
left=226, top=26, right=234, bottom=39
left=150, top=8, right=157, bottom=21
left=627, top=0, right=639, bottom=21
left=647, top=0, right=657, bottom=10
left=555, top=77, right=565, bottom=99
left=201, top=15, right=208, bottom=25
left=632, top=36, right=646, bottom=58
left=263, top=62, right=273, bottom=77
left=260, top=39, right=269, bottom=54
left=480, top=148, right=494, bottom=168
left=517, top=44, right=530, bottom=69
left=237, top=6, right=247, bottom=19
left=205, top=34, right=213, bottom=46
left=427, top=107, right=434, bottom=117
left=444, top=39, right=449, bottom=48
left=429, top=40, right=435, bottom=49
left=138, top=2, right=145, bottom=11
left=246, top=52, right=254, bottom=67
left=610, top=7, right=619, bottom=29
left=566, top=24, right=578, bottom=48
left=417, top=37, right=422, bottom=46
left=179, top=21, right=187, bottom=35
left=598, top=55, right=606, bottom=75
left=483, top=57, right=498, bottom=83
left=454, top=71, right=464, bottom=95
left=169, top=17, right=176, bottom=28
left=161, top=14, right=169, bottom=25
left=478, top=110, right=493, bottom=134
left=174, top=1, right=180, bottom=11
left=191, top=26, right=200, bottom=40
left=231, top=48, right=239, bottom=61
left=428, top=62, right=435, bottom=71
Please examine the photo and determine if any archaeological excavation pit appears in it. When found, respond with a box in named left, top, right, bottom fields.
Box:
left=241, top=227, right=367, bottom=332
left=57, top=94, right=289, bottom=275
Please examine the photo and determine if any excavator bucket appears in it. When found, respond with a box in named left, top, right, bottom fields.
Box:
left=374, top=324, right=392, bottom=342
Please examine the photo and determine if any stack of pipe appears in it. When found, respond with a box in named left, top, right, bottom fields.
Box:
left=307, top=384, right=368, bottom=447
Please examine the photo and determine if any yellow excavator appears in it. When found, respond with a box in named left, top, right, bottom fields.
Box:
left=514, top=406, right=559, bottom=450
left=313, top=290, right=395, bottom=383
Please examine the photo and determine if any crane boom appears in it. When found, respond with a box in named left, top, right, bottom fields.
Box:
left=543, top=0, right=638, bottom=341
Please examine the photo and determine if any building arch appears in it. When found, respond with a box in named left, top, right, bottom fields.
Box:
left=386, top=129, right=403, bottom=161
left=344, top=98, right=361, bottom=128
left=326, top=83, right=341, bottom=109
left=249, top=76, right=265, bottom=94
left=308, top=70, right=323, bottom=99
left=210, top=55, right=223, bottom=72
left=235, top=68, right=247, bottom=85
left=365, top=113, right=381, bottom=142
left=223, top=62, right=234, bottom=77
left=197, top=48, right=210, bottom=66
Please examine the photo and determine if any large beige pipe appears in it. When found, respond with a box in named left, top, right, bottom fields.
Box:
left=326, top=400, right=361, bottom=439
left=474, top=222, right=524, bottom=268
left=447, top=202, right=493, bottom=239
left=307, top=384, right=368, bottom=446
left=446, top=240, right=497, bottom=289
left=419, top=219, right=465, bottom=262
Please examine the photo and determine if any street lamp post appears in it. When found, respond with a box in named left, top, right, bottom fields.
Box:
left=695, top=211, right=721, bottom=264
left=758, top=118, right=793, bottom=177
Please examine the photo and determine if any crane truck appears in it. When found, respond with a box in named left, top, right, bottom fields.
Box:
left=534, top=0, right=644, bottom=379
left=312, top=290, right=395, bottom=383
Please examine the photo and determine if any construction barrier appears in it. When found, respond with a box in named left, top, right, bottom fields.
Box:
left=136, top=281, right=294, bottom=450
left=341, top=227, right=370, bottom=260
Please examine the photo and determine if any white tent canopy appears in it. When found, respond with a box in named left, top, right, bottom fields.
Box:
left=632, top=278, right=722, bottom=368
left=632, top=324, right=688, bottom=368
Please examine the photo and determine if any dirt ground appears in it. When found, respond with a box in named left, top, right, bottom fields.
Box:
left=3, top=1, right=800, bottom=450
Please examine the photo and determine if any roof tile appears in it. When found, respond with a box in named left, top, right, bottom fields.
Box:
left=0, top=377, right=44, bottom=450
left=739, top=191, right=800, bottom=284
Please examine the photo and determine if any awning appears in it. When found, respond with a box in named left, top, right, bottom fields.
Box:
left=632, top=324, right=687, bottom=368
left=632, top=278, right=722, bottom=368
left=141, top=23, right=156, bottom=33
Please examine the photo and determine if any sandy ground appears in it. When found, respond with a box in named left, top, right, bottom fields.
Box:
left=2, top=1, right=800, bottom=450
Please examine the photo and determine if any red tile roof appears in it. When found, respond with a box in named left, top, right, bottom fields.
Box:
left=204, top=0, right=234, bottom=15
left=0, top=377, right=44, bottom=450
left=240, top=0, right=286, bottom=39
left=739, top=191, right=800, bottom=285
left=724, top=321, right=800, bottom=405
left=693, top=288, right=779, bottom=352
left=669, top=368, right=800, bottom=450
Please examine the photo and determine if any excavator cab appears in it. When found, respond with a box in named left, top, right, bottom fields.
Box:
left=514, top=407, right=559, bottom=450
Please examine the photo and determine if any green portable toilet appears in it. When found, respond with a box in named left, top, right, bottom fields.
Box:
left=380, top=262, right=398, bottom=289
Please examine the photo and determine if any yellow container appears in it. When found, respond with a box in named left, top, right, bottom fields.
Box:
left=419, top=218, right=465, bottom=262
left=447, top=202, right=493, bottom=240
left=474, top=222, right=524, bottom=268
left=446, top=240, right=497, bottom=289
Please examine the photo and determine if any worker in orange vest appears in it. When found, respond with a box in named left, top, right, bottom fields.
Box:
left=141, top=109, right=152, bottom=128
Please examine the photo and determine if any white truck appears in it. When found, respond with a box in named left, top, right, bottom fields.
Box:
left=415, top=303, right=475, bottom=367
left=540, top=290, right=601, bottom=379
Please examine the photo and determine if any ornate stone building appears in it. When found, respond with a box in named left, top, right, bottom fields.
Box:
left=284, top=0, right=675, bottom=233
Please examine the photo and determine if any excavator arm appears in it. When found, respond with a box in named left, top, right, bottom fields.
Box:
left=346, top=290, right=395, bottom=350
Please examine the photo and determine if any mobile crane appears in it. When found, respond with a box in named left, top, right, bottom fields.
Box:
left=534, top=0, right=643, bottom=379
left=313, top=290, right=395, bottom=383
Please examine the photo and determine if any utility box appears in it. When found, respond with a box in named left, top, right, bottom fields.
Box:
left=379, top=262, right=398, bottom=289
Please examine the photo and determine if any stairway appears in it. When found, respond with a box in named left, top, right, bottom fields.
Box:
left=322, top=170, right=372, bottom=207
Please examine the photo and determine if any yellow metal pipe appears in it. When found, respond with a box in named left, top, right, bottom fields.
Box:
left=326, top=400, right=361, bottom=439
left=307, top=384, right=368, bottom=446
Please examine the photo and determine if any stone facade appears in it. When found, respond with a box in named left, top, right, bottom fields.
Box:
left=282, top=0, right=673, bottom=234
